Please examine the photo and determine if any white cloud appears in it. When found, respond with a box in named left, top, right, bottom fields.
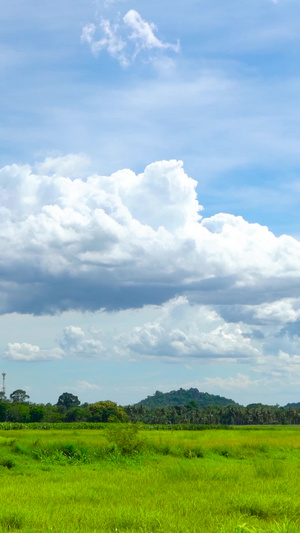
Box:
left=81, top=9, right=179, bottom=66
left=216, top=299, right=300, bottom=332
left=251, top=299, right=300, bottom=324
left=123, top=10, right=180, bottom=54
left=254, top=350, right=300, bottom=382
left=35, top=154, right=90, bottom=179
left=120, top=297, right=259, bottom=361
left=70, top=380, right=102, bottom=392
left=59, top=326, right=105, bottom=357
left=80, top=23, right=96, bottom=46
left=3, top=343, right=63, bottom=362
left=81, top=19, right=128, bottom=67
left=3, top=326, right=105, bottom=362
left=0, top=157, right=300, bottom=317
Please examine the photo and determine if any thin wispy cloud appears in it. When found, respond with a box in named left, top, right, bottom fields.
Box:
left=189, top=374, right=263, bottom=392
left=81, top=9, right=180, bottom=66
left=71, top=380, right=102, bottom=392
left=81, top=20, right=128, bottom=67
left=124, top=10, right=180, bottom=54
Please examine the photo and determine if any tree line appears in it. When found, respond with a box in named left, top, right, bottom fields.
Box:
left=0, top=391, right=127, bottom=423
left=125, top=402, right=300, bottom=425
left=0, top=390, right=300, bottom=425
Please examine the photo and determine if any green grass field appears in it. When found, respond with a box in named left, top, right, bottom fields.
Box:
left=0, top=426, right=299, bottom=533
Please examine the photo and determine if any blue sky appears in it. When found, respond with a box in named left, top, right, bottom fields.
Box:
left=1, top=0, right=300, bottom=406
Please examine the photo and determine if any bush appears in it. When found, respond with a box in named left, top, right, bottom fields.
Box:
left=106, top=424, right=146, bottom=455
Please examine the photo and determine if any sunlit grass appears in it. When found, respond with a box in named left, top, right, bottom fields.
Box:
left=0, top=426, right=298, bottom=532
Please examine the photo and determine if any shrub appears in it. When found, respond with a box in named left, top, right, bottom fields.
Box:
left=106, top=424, right=146, bottom=455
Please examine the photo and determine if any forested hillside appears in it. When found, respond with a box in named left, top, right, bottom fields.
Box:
left=135, top=388, right=237, bottom=408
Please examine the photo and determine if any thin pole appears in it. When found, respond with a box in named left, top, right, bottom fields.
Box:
left=2, top=373, right=6, bottom=396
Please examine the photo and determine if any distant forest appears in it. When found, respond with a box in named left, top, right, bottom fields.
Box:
left=0, top=388, right=299, bottom=425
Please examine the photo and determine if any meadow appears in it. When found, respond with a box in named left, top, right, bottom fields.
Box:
left=0, top=425, right=299, bottom=533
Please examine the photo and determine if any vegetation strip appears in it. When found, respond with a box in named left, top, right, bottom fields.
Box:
left=1, top=388, right=300, bottom=425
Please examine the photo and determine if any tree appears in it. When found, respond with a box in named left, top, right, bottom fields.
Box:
left=65, top=407, right=89, bottom=422
left=29, top=405, right=46, bottom=422
left=0, top=402, right=8, bottom=422
left=45, top=406, right=65, bottom=423
left=88, top=401, right=128, bottom=422
left=7, top=403, right=30, bottom=422
left=10, top=389, right=30, bottom=403
left=57, top=393, right=80, bottom=411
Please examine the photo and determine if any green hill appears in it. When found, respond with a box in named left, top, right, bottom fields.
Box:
left=135, top=388, right=238, bottom=409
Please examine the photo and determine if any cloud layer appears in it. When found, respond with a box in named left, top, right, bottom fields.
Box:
left=4, top=294, right=300, bottom=392
left=1, top=156, right=300, bottom=316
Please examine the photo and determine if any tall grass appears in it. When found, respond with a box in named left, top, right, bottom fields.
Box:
left=0, top=426, right=299, bottom=532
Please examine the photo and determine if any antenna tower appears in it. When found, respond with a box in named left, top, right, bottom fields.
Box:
left=2, top=373, right=6, bottom=396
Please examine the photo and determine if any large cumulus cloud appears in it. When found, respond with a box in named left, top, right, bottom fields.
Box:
left=1, top=156, right=300, bottom=315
